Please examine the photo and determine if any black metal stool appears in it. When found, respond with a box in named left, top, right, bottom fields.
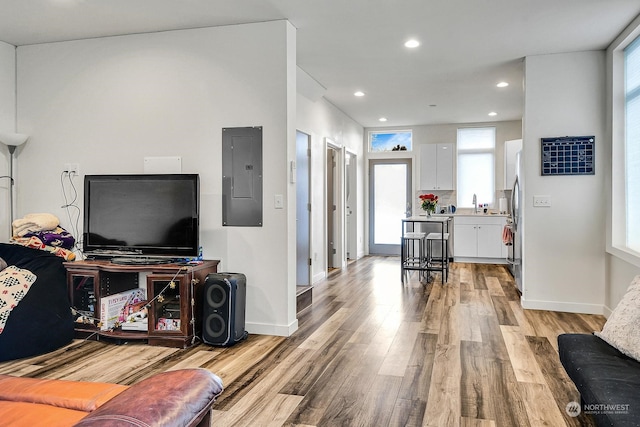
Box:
left=401, top=231, right=426, bottom=283
left=425, top=232, right=449, bottom=283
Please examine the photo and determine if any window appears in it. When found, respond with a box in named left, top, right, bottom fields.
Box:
left=611, top=24, right=640, bottom=266
left=625, top=36, right=640, bottom=252
left=457, top=127, right=495, bottom=209
left=369, top=130, right=412, bottom=152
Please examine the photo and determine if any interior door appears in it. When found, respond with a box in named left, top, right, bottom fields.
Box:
left=296, top=131, right=311, bottom=287
left=327, top=147, right=337, bottom=269
left=346, top=151, right=357, bottom=260
left=369, top=159, right=412, bottom=255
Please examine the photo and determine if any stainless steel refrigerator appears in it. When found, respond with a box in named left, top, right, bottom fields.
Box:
left=507, top=151, right=522, bottom=292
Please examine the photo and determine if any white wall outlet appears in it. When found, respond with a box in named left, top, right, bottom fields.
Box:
left=533, top=195, right=551, bottom=207
left=64, top=163, right=80, bottom=176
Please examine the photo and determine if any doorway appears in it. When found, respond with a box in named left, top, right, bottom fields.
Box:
left=369, top=159, right=412, bottom=255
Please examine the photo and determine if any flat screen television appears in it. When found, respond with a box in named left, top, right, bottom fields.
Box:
left=83, top=174, right=200, bottom=259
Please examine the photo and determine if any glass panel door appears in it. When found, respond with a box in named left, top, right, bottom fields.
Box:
left=148, top=275, right=185, bottom=335
left=296, top=131, right=310, bottom=287
left=369, top=159, right=411, bottom=255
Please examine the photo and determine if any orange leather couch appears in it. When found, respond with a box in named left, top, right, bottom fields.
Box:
left=0, top=368, right=223, bottom=427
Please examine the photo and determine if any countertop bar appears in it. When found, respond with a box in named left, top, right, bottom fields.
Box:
left=404, top=215, right=452, bottom=222
left=411, top=211, right=509, bottom=218
left=401, top=215, right=452, bottom=284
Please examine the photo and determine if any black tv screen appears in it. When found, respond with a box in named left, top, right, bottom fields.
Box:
left=83, top=174, right=199, bottom=258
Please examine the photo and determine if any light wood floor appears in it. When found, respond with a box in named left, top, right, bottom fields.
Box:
left=0, top=256, right=605, bottom=426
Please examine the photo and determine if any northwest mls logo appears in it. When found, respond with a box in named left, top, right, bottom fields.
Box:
left=566, top=401, right=631, bottom=417
left=583, top=403, right=630, bottom=415
left=566, top=401, right=581, bottom=417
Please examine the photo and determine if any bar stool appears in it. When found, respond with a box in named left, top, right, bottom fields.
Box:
left=425, top=232, right=449, bottom=283
left=401, top=231, right=426, bottom=284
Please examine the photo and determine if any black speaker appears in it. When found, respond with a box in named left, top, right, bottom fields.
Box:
left=202, top=272, right=248, bottom=346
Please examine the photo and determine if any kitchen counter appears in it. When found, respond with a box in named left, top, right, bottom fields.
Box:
left=416, top=210, right=509, bottom=218
left=451, top=207, right=508, bottom=217
left=405, top=211, right=510, bottom=265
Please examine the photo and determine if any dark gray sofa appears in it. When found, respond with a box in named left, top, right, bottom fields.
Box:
left=0, top=243, right=74, bottom=361
left=558, top=333, right=640, bottom=426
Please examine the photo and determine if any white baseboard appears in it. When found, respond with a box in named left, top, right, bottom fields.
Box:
left=312, top=271, right=326, bottom=284
left=245, top=319, right=299, bottom=337
left=521, top=297, right=604, bottom=315
left=454, top=257, right=508, bottom=264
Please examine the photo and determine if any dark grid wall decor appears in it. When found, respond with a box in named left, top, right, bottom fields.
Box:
left=540, top=136, right=595, bottom=176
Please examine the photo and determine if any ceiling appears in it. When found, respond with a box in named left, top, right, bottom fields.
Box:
left=1, top=0, right=639, bottom=128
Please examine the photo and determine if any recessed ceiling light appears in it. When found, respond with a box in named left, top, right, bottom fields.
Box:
left=404, top=39, right=420, bottom=48
left=488, top=112, right=497, bottom=116
left=354, top=91, right=365, bottom=97
left=496, top=82, right=509, bottom=88
left=379, top=117, right=388, bottom=122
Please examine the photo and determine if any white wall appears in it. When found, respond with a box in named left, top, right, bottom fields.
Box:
left=522, top=51, right=606, bottom=314
left=606, top=255, right=640, bottom=314
left=297, top=91, right=364, bottom=283
left=15, top=21, right=298, bottom=336
left=0, top=42, right=15, bottom=132
left=0, top=41, right=16, bottom=242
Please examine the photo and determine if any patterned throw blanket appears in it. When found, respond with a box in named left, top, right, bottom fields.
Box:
left=24, top=226, right=76, bottom=250
left=0, top=266, right=37, bottom=334
left=10, top=213, right=76, bottom=260
left=11, top=237, right=76, bottom=261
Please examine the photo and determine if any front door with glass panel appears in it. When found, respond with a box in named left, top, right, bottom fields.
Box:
left=369, top=159, right=412, bottom=255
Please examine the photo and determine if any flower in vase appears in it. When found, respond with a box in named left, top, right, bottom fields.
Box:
left=419, top=193, right=438, bottom=214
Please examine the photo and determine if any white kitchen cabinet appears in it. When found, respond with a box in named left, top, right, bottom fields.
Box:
left=420, top=143, right=454, bottom=190
left=453, top=215, right=508, bottom=261
left=454, top=223, right=479, bottom=257
left=476, top=223, right=504, bottom=258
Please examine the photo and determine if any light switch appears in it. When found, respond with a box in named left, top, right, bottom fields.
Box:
left=533, top=195, right=551, bottom=207
left=274, top=194, right=284, bottom=209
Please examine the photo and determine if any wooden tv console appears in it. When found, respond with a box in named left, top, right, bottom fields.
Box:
left=64, top=259, right=219, bottom=348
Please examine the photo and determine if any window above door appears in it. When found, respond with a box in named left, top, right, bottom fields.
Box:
left=369, top=130, right=413, bottom=152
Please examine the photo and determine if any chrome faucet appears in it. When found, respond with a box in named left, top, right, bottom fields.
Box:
left=472, top=193, right=477, bottom=213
